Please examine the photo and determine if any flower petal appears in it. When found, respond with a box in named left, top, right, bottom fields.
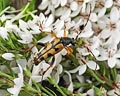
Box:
left=69, top=66, right=81, bottom=73
left=2, top=53, right=15, bottom=60
left=38, top=0, right=49, bottom=10
left=90, top=13, right=98, bottom=22
left=98, top=8, right=106, bottom=18
left=87, top=61, right=99, bottom=70
left=45, top=14, right=54, bottom=27
left=61, top=0, right=67, bottom=6
left=32, top=76, right=42, bottom=82
left=19, top=19, right=28, bottom=31
left=65, top=71, right=73, bottom=92
left=108, top=57, right=117, bottom=68
left=78, top=65, right=87, bottom=75
left=87, top=88, right=95, bottom=96
left=110, top=7, right=119, bottom=23
left=0, top=27, right=8, bottom=39
left=61, top=8, right=71, bottom=20
left=16, top=59, right=27, bottom=70
left=54, top=64, right=63, bottom=83
left=39, top=13, right=46, bottom=23
left=7, top=64, right=23, bottom=96
left=105, top=0, right=113, bottom=8
left=70, top=1, right=78, bottom=11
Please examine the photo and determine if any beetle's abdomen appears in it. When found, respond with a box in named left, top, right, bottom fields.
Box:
left=33, top=38, right=64, bottom=65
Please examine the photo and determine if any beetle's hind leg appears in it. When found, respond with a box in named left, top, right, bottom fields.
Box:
left=65, top=47, right=73, bottom=55
left=40, top=56, right=55, bottom=85
left=63, top=23, right=67, bottom=37
left=42, top=56, right=55, bottom=76
left=22, top=42, right=46, bottom=52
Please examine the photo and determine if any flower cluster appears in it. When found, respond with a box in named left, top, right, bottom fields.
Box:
left=0, top=0, right=120, bottom=96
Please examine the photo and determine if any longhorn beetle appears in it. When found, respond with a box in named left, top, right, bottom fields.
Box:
left=32, top=4, right=92, bottom=75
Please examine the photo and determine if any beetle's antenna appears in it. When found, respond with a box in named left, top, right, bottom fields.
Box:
left=75, top=4, right=92, bottom=40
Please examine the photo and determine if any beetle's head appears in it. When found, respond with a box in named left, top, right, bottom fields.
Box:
left=70, top=38, right=76, bottom=46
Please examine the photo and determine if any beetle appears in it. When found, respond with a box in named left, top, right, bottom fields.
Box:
left=32, top=30, right=76, bottom=74
left=32, top=4, right=92, bottom=75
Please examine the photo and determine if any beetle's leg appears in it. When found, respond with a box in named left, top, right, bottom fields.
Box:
left=64, top=23, right=66, bottom=37
left=42, top=56, right=55, bottom=75
left=65, top=47, right=73, bottom=55
left=37, top=42, right=46, bottom=46
left=45, top=31, right=58, bottom=39
left=23, top=42, right=46, bottom=52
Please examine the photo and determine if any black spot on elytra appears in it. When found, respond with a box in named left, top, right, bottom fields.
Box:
left=40, top=56, right=44, bottom=61
left=54, top=48, right=59, bottom=51
left=48, top=53, right=53, bottom=57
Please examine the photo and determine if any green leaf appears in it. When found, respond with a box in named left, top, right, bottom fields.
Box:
left=110, top=67, right=117, bottom=82
left=0, top=0, right=10, bottom=12
left=75, top=93, right=83, bottom=96
left=60, top=87, right=71, bottom=95
left=94, top=86, right=105, bottom=96
left=19, top=90, right=34, bottom=96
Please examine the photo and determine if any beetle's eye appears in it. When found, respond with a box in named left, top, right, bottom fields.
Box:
left=71, top=39, right=75, bottom=45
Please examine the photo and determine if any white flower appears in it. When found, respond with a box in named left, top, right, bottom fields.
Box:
left=31, top=61, right=47, bottom=82
left=79, top=22, right=94, bottom=38
left=38, top=0, right=55, bottom=15
left=69, top=57, right=99, bottom=75
left=64, top=71, right=73, bottom=92
left=27, top=20, right=40, bottom=34
left=7, top=64, right=24, bottom=96
left=38, top=0, right=50, bottom=10
left=96, top=44, right=120, bottom=68
left=81, top=0, right=95, bottom=12
left=53, top=64, right=63, bottom=84
left=97, top=0, right=113, bottom=18
left=0, top=27, right=8, bottom=39
left=98, top=7, right=120, bottom=45
left=77, top=36, right=100, bottom=57
left=17, top=30, right=33, bottom=44
left=86, top=88, right=95, bottom=96
left=12, top=59, right=27, bottom=74
left=5, top=21, right=21, bottom=34
left=60, top=8, right=71, bottom=20
left=2, top=53, right=15, bottom=60
left=19, top=20, right=29, bottom=32
left=31, top=51, right=63, bottom=83
left=38, top=13, right=54, bottom=32
left=52, top=0, right=67, bottom=7
left=16, top=59, right=27, bottom=70
left=70, top=1, right=78, bottom=11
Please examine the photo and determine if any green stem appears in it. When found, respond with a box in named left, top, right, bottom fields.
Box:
left=11, top=3, right=30, bottom=22
left=110, top=68, right=117, bottom=82
left=24, top=84, right=39, bottom=93
left=6, top=64, right=15, bottom=78
left=0, top=70, right=13, bottom=80
left=0, top=6, right=10, bottom=16
left=55, top=84, right=67, bottom=96
left=48, top=77, right=67, bottom=96
left=32, top=80, right=41, bottom=93
left=74, top=82, right=92, bottom=88
left=41, top=87, right=54, bottom=96
left=46, top=87, right=57, bottom=96
left=87, top=68, right=105, bottom=84
left=18, top=10, right=37, bottom=19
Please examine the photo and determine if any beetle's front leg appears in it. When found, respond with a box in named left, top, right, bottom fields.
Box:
left=65, top=47, right=73, bottom=55
left=45, top=31, right=58, bottom=39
